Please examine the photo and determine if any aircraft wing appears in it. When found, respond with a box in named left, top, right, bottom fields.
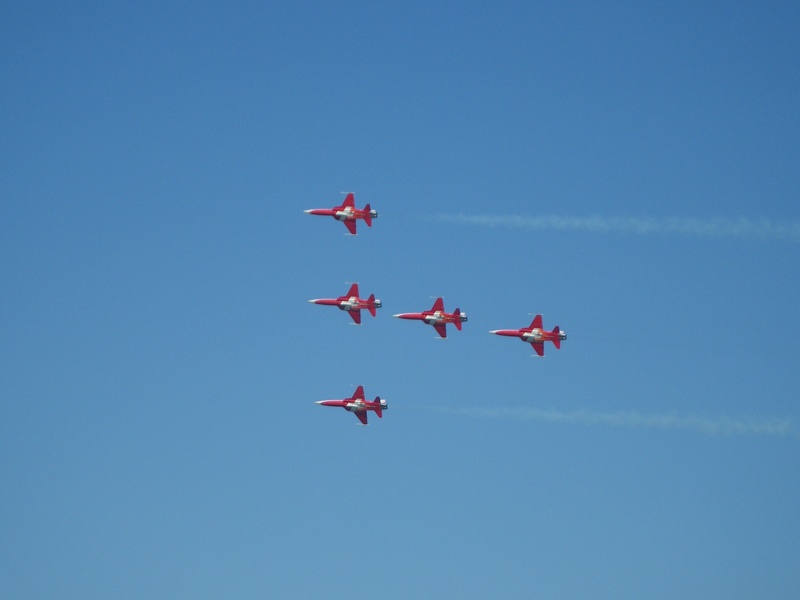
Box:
left=355, top=411, right=368, bottom=425
left=344, top=219, right=357, bottom=235
left=434, top=323, right=447, bottom=338
left=348, top=309, right=362, bottom=324
left=531, top=342, right=545, bottom=356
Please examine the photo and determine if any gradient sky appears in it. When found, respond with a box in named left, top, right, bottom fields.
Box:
left=2, top=2, right=799, bottom=599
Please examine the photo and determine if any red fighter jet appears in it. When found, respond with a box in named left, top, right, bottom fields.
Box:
left=315, top=386, right=388, bottom=425
left=393, top=297, right=467, bottom=338
left=308, top=283, right=381, bottom=324
left=490, top=314, right=567, bottom=357
left=303, top=193, right=377, bottom=234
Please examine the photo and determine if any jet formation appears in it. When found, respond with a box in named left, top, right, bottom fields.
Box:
left=307, top=194, right=567, bottom=424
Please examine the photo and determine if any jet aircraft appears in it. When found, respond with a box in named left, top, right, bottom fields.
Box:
left=308, top=283, right=381, bottom=324
left=393, top=297, right=467, bottom=338
left=489, top=314, right=567, bottom=356
left=315, top=386, right=388, bottom=425
left=304, top=193, right=377, bottom=234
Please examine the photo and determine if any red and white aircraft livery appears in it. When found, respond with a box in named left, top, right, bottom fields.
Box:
left=490, top=314, right=567, bottom=357
left=315, top=386, right=388, bottom=425
left=303, top=193, right=377, bottom=235
left=393, top=297, right=467, bottom=338
left=308, top=283, right=381, bottom=324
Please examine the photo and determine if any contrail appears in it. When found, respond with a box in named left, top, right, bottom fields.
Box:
left=438, top=406, right=799, bottom=439
left=436, top=214, right=800, bottom=242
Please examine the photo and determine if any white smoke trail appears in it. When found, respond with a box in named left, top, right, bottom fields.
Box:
left=436, top=214, right=800, bottom=241
left=439, top=406, right=799, bottom=439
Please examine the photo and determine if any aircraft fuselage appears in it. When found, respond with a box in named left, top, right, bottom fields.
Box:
left=521, top=329, right=567, bottom=343
left=338, top=296, right=381, bottom=311
left=422, top=311, right=468, bottom=325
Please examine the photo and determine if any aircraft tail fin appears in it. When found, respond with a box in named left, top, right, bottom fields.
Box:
left=364, top=204, right=373, bottom=227
left=367, top=294, right=377, bottom=317
left=551, top=326, right=561, bottom=349
left=453, top=308, right=462, bottom=330
left=374, top=397, right=383, bottom=418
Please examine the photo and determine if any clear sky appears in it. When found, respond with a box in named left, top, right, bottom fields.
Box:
left=2, top=2, right=799, bottom=598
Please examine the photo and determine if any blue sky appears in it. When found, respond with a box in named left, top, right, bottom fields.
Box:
left=2, top=2, right=799, bottom=598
